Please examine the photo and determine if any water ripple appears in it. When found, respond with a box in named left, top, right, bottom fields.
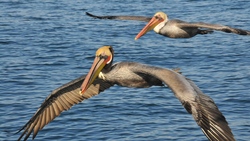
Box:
left=1, top=0, right=250, bottom=141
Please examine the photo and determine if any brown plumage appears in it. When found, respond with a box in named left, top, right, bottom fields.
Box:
left=86, top=12, right=250, bottom=39
left=16, top=75, right=113, bottom=140
left=17, top=46, right=235, bottom=141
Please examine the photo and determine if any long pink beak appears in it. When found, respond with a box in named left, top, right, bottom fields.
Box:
left=80, top=56, right=109, bottom=95
left=135, top=16, right=164, bottom=40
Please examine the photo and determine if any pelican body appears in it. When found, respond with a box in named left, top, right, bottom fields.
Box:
left=86, top=12, right=250, bottom=39
left=17, top=46, right=235, bottom=141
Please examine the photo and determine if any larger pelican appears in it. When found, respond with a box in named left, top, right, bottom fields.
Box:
left=86, top=12, right=250, bottom=39
left=17, top=46, right=235, bottom=141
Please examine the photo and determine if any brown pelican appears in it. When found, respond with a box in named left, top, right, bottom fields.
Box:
left=17, top=46, right=235, bottom=141
left=86, top=12, right=250, bottom=39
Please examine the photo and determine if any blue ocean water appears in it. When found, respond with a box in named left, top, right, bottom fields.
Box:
left=0, top=0, right=250, bottom=140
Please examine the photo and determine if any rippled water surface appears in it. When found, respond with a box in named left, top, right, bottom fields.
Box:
left=1, top=0, right=250, bottom=141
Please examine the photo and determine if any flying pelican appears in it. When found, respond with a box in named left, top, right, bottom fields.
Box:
left=17, top=46, right=235, bottom=141
left=86, top=12, right=250, bottom=39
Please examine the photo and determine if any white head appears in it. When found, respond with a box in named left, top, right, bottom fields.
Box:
left=135, top=12, right=168, bottom=39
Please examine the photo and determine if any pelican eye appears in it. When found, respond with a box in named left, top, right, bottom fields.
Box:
left=155, top=15, right=163, bottom=20
left=99, top=55, right=108, bottom=60
left=98, top=54, right=112, bottom=64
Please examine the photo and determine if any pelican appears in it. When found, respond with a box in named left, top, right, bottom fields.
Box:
left=17, top=46, right=235, bottom=141
left=86, top=12, right=250, bottom=39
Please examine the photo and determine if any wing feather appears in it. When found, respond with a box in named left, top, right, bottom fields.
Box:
left=59, top=96, right=72, bottom=109
left=178, top=22, right=250, bottom=35
left=54, top=98, right=65, bottom=112
left=186, top=78, right=235, bottom=141
left=63, top=93, right=78, bottom=104
left=17, top=75, right=113, bottom=141
left=40, top=112, right=46, bottom=133
left=49, top=104, right=56, bottom=120
left=52, top=101, right=61, bottom=116
left=45, top=107, right=51, bottom=125
left=134, top=64, right=235, bottom=141
left=32, top=116, right=41, bottom=138
left=86, top=12, right=151, bottom=22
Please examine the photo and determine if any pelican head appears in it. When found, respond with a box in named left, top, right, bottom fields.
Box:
left=80, top=46, right=114, bottom=95
left=135, top=12, right=167, bottom=40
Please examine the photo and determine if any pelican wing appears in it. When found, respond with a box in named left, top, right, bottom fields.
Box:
left=86, top=12, right=151, bottom=22
left=183, top=78, right=235, bottom=141
left=177, top=22, right=250, bottom=35
left=163, top=73, right=235, bottom=140
left=131, top=64, right=235, bottom=141
left=17, top=75, right=114, bottom=141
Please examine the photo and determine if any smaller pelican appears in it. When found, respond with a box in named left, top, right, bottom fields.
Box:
left=17, top=46, right=235, bottom=141
left=86, top=12, right=250, bottom=39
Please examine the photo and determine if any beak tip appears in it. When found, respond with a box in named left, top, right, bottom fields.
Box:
left=79, top=90, right=84, bottom=95
left=134, top=38, right=138, bottom=40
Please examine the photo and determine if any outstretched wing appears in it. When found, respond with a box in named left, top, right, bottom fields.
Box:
left=17, top=75, right=113, bottom=141
left=177, top=22, right=250, bottom=35
left=86, top=12, right=151, bottom=22
left=183, top=78, right=235, bottom=141
left=132, top=64, right=235, bottom=141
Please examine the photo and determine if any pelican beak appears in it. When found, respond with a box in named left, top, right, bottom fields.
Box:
left=135, top=16, right=164, bottom=40
left=80, top=55, right=111, bottom=95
